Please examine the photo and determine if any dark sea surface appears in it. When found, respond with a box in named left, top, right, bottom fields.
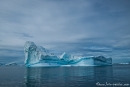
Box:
left=0, top=65, right=130, bottom=87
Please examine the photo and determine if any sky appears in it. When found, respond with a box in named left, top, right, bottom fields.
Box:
left=0, top=0, right=130, bottom=63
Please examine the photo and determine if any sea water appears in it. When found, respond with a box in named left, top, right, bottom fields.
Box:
left=0, top=65, right=130, bottom=87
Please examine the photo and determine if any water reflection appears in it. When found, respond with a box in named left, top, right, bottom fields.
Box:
left=25, top=67, right=42, bottom=87
left=25, top=66, right=113, bottom=87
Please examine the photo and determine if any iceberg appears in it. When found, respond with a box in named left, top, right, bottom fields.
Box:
left=24, top=41, right=112, bottom=67
left=5, top=62, right=18, bottom=66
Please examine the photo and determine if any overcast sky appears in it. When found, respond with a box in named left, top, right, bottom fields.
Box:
left=0, top=0, right=130, bottom=63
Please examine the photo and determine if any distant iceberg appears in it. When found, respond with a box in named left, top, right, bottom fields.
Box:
left=24, top=41, right=112, bottom=67
left=5, top=62, right=18, bottom=66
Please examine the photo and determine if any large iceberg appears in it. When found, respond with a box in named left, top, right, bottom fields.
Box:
left=24, top=41, right=112, bottom=67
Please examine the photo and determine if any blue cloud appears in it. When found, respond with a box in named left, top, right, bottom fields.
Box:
left=14, top=32, right=33, bottom=38
left=0, top=0, right=130, bottom=63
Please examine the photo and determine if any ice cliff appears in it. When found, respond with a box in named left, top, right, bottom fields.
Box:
left=24, top=41, right=57, bottom=65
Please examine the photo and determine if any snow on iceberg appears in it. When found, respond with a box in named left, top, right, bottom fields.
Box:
left=24, top=41, right=112, bottom=67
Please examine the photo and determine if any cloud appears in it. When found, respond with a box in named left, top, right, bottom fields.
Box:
left=0, top=0, right=130, bottom=63
left=0, top=48, right=24, bottom=63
